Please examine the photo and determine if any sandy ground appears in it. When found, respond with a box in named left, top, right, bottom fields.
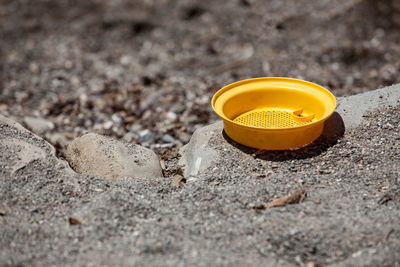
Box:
left=1, top=102, right=399, bottom=266
left=1, top=0, right=400, bottom=266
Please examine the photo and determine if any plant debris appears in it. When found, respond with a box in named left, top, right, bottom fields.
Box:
left=172, top=174, right=186, bottom=186
left=250, top=189, right=307, bottom=209
left=68, top=217, right=82, bottom=225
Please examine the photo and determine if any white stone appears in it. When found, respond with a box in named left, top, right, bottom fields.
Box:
left=178, top=122, right=221, bottom=177
left=166, top=111, right=177, bottom=122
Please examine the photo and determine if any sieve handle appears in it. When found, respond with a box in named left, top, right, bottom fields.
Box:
left=292, top=108, right=315, bottom=122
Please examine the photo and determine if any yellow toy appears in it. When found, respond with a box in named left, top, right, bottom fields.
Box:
left=212, top=77, right=336, bottom=150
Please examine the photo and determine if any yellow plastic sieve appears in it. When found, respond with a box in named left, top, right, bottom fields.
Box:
left=211, top=77, right=336, bottom=150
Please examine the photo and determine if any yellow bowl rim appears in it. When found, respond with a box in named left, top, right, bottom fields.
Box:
left=211, top=77, right=337, bottom=132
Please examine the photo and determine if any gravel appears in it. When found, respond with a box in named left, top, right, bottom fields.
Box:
left=1, top=0, right=400, bottom=161
left=1, top=0, right=400, bottom=266
left=1, top=104, right=399, bottom=266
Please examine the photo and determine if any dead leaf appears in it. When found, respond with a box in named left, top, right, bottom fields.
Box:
left=251, top=172, right=266, bottom=178
left=250, top=189, right=307, bottom=209
left=172, top=174, right=186, bottom=186
left=69, top=217, right=82, bottom=225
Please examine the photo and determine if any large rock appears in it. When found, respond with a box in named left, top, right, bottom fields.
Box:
left=178, top=122, right=221, bottom=177
left=179, top=83, right=400, bottom=177
left=0, top=114, right=74, bottom=176
left=336, top=83, right=400, bottom=128
left=66, top=133, right=163, bottom=180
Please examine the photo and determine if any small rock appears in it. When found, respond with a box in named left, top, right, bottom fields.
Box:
left=139, top=129, right=154, bottom=142
left=111, top=114, right=122, bottom=125
left=142, top=110, right=152, bottom=120
left=161, top=134, right=175, bottom=143
left=120, top=55, right=132, bottom=65
left=130, top=124, right=142, bottom=132
left=0, top=208, right=6, bottom=216
left=23, top=116, right=54, bottom=133
left=290, top=229, right=300, bottom=235
left=123, top=132, right=135, bottom=142
left=29, top=62, right=39, bottom=73
left=103, top=121, right=113, bottom=130
left=66, top=133, right=163, bottom=180
left=172, top=174, right=186, bottom=186
left=79, top=93, right=88, bottom=106
left=166, top=111, right=177, bottom=122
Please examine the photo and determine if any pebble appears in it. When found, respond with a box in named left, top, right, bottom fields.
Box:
left=23, top=116, right=54, bottom=133
left=120, top=55, right=132, bottom=66
left=111, top=114, right=122, bottom=125
left=142, top=110, right=152, bottom=120
left=0, top=208, right=6, bottom=216
left=161, top=134, right=175, bottom=143
left=290, top=229, right=300, bottom=235
left=103, top=121, right=113, bottom=130
left=123, top=132, right=135, bottom=142
left=166, top=111, right=178, bottom=122
left=139, top=129, right=154, bottom=142
left=130, top=124, right=142, bottom=132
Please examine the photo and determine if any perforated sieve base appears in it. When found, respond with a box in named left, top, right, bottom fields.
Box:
left=233, top=108, right=314, bottom=129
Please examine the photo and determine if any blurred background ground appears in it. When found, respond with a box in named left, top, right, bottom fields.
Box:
left=1, top=0, right=400, bottom=161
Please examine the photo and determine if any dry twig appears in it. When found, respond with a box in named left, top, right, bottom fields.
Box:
left=250, top=189, right=307, bottom=209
